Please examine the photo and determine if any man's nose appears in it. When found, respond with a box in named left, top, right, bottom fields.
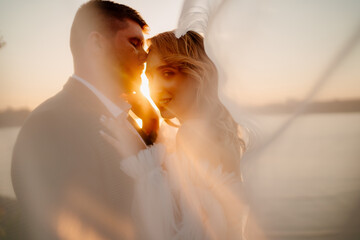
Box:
left=138, top=47, right=147, bottom=62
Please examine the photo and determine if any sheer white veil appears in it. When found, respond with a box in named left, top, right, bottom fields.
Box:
left=175, top=0, right=360, bottom=238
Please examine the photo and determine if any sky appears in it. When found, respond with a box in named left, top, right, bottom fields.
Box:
left=0, top=0, right=184, bottom=110
left=207, top=0, right=360, bottom=106
left=0, top=0, right=360, bottom=110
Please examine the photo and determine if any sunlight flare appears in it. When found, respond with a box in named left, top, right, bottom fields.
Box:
left=129, top=63, right=159, bottom=129
left=140, top=63, right=159, bottom=112
left=135, top=118, right=143, bottom=128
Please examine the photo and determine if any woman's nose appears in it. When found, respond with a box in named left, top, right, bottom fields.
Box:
left=149, top=78, right=163, bottom=99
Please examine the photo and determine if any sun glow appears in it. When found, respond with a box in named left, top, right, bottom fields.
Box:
left=140, top=63, right=159, bottom=111
left=130, top=63, right=160, bottom=129
left=135, top=118, right=143, bottom=128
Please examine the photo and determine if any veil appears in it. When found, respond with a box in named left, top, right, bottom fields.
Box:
left=176, top=0, right=360, bottom=239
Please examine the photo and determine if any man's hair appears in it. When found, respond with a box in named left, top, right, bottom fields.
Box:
left=70, top=0, right=148, bottom=57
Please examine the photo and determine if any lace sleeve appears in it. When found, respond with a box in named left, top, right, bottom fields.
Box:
left=120, top=144, right=167, bottom=179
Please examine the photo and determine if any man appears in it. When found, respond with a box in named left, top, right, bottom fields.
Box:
left=11, top=1, right=151, bottom=239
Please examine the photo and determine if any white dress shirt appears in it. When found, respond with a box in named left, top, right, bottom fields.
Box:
left=72, top=74, right=131, bottom=118
left=72, top=74, right=146, bottom=146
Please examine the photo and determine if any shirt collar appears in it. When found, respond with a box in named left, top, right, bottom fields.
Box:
left=72, top=74, right=131, bottom=118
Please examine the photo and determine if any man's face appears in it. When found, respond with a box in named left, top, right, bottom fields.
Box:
left=105, top=19, right=147, bottom=93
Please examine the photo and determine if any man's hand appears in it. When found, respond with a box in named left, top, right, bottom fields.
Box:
left=123, top=92, right=159, bottom=136
left=100, top=113, right=146, bottom=158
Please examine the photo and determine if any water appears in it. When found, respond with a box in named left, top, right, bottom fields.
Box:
left=242, top=113, right=360, bottom=239
left=0, top=126, right=19, bottom=198
left=1, top=113, right=360, bottom=239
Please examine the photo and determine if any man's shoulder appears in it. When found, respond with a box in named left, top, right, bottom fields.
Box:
left=32, top=86, right=78, bottom=113
left=13, top=89, right=99, bottom=161
left=24, top=93, right=68, bottom=128
left=17, top=93, right=86, bottom=146
left=27, top=85, right=96, bottom=125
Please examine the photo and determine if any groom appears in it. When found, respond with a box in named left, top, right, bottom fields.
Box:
left=11, top=1, right=151, bottom=239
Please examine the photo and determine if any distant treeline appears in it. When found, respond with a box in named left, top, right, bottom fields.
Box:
left=252, top=99, right=360, bottom=114
left=0, top=195, right=24, bottom=239
left=0, top=109, right=30, bottom=128
left=1, top=99, right=360, bottom=127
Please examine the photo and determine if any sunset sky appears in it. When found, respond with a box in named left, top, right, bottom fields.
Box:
left=1, top=0, right=359, bottom=110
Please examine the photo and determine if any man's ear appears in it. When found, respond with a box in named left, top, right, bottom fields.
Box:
left=88, top=31, right=106, bottom=53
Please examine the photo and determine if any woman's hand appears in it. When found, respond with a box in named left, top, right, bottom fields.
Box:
left=100, top=113, right=146, bottom=158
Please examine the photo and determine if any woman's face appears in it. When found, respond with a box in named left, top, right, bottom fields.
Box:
left=146, top=51, right=197, bottom=120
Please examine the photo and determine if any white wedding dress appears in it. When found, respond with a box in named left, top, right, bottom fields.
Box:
left=158, top=1, right=360, bottom=239
left=120, top=124, right=248, bottom=240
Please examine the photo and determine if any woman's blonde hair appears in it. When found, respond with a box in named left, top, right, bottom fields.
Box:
left=148, top=31, right=246, bottom=160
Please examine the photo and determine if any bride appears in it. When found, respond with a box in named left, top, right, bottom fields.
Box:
left=101, top=30, right=250, bottom=240
left=101, top=0, right=360, bottom=238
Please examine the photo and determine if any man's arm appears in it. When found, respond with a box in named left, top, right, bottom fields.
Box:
left=12, top=110, right=91, bottom=239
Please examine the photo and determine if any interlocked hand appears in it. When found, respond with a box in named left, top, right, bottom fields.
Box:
left=100, top=113, right=146, bottom=158
left=123, top=92, right=159, bottom=135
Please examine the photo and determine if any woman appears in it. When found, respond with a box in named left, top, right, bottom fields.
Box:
left=101, top=31, right=249, bottom=239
